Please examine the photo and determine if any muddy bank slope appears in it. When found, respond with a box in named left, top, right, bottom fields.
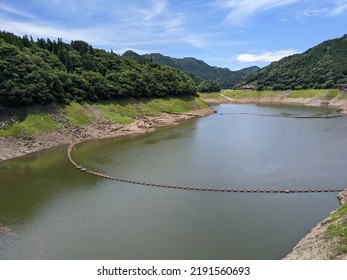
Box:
left=0, top=107, right=215, bottom=161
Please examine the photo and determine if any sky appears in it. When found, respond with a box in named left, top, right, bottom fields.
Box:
left=0, top=0, right=347, bottom=70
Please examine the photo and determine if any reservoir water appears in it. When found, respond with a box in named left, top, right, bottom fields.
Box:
left=1, top=103, right=347, bottom=259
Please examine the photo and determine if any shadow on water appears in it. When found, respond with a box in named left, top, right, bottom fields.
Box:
left=0, top=146, right=99, bottom=226
left=144, top=133, right=185, bottom=145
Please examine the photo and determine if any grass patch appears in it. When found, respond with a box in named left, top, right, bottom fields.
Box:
left=64, top=102, right=94, bottom=126
left=324, top=204, right=347, bottom=257
left=0, top=102, right=93, bottom=137
left=324, top=89, right=340, bottom=99
left=0, top=108, right=62, bottom=137
left=139, top=96, right=197, bottom=113
left=0, top=97, right=207, bottom=137
left=194, top=97, right=208, bottom=109
left=199, top=89, right=343, bottom=100
left=222, top=89, right=283, bottom=99
left=94, top=101, right=136, bottom=124
left=287, top=89, right=323, bottom=98
left=198, top=92, right=223, bottom=99
left=328, top=204, right=347, bottom=223
left=287, top=89, right=340, bottom=99
left=95, top=96, right=202, bottom=124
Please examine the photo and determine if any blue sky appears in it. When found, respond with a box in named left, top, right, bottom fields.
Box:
left=1, top=0, right=346, bottom=70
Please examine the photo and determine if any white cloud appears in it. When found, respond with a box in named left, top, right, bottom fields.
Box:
left=0, top=19, right=111, bottom=44
left=214, top=0, right=347, bottom=25
left=140, top=0, right=167, bottom=20
left=236, top=49, right=298, bottom=63
left=0, top=3, right=34, bottom=18
left=0, top=2, right=206, bottom=53
left=213, top=0, right=299, bottom=25
left=301, top=8, right=328, bottom=17
left=295, top=0, right=347, bottom=20
left=329, top=0, right=347, bottom=16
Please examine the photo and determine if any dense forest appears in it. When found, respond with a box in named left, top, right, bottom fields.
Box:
left=122, top=50, right=260, bottom=88
left=196, top=80, right=221, bottom=93
left=245, top=34, right=347, bottom=90
left=0, top=31, right=196, bottom=107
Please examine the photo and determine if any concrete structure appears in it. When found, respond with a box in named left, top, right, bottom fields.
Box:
left=337, top=84, right=347, bottom=91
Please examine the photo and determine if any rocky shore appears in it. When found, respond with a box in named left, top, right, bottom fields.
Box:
left=283, top=189, right=347, bottom=260
left=0, top=107, right=215, bottom=161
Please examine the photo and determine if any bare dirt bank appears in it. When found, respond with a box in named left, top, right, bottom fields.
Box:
left=0, top=107, right=215, bottom=162
left=283, top=189, right=347, bottom=260
left=202, top=93, right=347, bottom=114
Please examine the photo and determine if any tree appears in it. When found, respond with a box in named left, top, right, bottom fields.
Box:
left=246, top=34, right=347, bottom=90
left=197, top=80, right=221, bottom=93
left=0, top=30, right=197, bottom=107
left=65, top=52, right=73, bottom=73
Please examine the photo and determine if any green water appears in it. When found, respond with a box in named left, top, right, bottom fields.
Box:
left=1, top=104, right=346, bottom=259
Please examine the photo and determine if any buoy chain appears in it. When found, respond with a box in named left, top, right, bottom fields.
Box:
left=220, top=112, right=345, bottom=119
left=67, top=143, right=344, bottom=194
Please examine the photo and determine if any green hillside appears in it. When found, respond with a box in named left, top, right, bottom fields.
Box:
left=246, top=34, right=347, bottom=90
left=0, top=31, right=196, bottom=107
left=0, top=96, right=206, bottom=137
left=122, top=50, right=259, bottom=88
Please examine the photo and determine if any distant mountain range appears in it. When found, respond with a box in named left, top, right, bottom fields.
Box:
left=245, top=34, right=347, bottom=90
left=122, top=50, right=260, bottom=88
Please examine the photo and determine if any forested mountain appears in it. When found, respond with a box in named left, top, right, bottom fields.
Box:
left=245, top=34, right=347, bottom=90
left=122, top=50, right=260, bottom=88
left=0, top=31, right=196, bottom=107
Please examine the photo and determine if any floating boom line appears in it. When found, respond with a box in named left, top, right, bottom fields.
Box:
left=67, top=143, right=345, bottom=194
left=219, top=112, right=346, bottom=119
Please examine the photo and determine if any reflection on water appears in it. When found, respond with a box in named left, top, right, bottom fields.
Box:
left=143, top=133, right=185, bottom=145
left=0, top=104, right=346, bottom=259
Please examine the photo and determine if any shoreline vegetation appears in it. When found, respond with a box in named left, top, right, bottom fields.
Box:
left=1, top=89, right=346, bottom=259
left=0, top=96, right=215, bottom=161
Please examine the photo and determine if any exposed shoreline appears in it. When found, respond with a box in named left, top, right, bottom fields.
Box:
left=283, top=189, right=347, bottom=260
left=202, top=93, right=347, bottom=114
left=0, top=106, right=216, bottom=162
left=2, top=94, right=345, bottom=162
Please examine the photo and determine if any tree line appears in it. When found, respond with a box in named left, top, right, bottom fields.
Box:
left=245, top=34, right=347, bottom=91
left=0, top=31, right=196, bottom=107
left=123, top=50, right=260, bottom=89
